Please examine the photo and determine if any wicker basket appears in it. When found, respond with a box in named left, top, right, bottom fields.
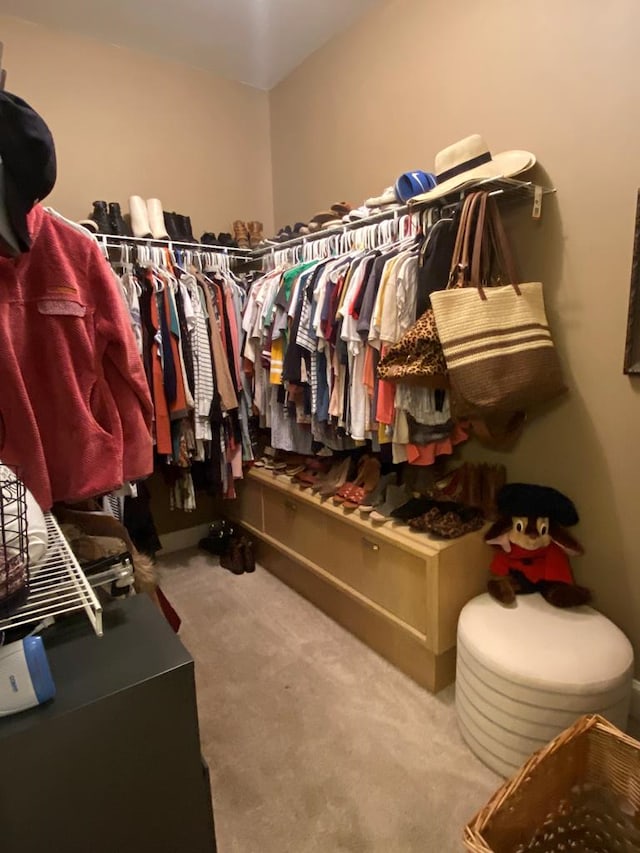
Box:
left=464, top=714, right=640, bottom=852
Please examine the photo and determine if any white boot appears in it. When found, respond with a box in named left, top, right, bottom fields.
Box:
left=146, top=198, right=169, bottom=240
left=128, top=195, right=152, bottom=238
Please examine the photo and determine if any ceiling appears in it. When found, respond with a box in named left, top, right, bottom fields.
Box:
left=0, top=0, right=381, bottom=90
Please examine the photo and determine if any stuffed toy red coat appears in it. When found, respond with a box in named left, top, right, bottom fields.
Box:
left=484, top=483, right=591, bottom=608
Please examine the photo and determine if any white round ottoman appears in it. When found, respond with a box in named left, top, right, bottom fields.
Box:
left=456, top=593, right=634, bottom=778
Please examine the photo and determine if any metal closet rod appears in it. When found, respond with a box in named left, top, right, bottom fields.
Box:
left=94, top=232, right=254, bottom=258
left=253, top=176, right=555, bottom=258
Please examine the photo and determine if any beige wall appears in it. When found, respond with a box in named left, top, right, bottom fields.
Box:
left=270, top=0, right=640, bottom=669
left=0, top=15, right=274, bottom=238
left=0, top=14, right=274, bottom=536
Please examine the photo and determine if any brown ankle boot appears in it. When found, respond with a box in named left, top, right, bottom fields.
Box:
left=233, top=220, right=250, bottom=249
left=220, top=538, right=245, bottom=574
left=481, top=464, right=507, bottom=520
left=247, top=221, right=264, bottom=249
left=459, top=463, right=482, bottom=508
left=241, top=537, right=255, bottom=573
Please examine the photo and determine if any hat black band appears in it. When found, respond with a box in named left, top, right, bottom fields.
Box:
left=437, top=151, right=492, bottom=185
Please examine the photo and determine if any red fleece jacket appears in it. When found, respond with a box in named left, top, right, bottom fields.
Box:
left=0, top=206, right=153, bottom=509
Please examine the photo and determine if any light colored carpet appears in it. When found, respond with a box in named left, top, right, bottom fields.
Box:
left=159, top=549, right=500, bottom=853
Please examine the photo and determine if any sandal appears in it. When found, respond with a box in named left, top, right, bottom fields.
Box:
left=294, top=462, right=332, bottom=489
left=332, top=456, right=370, bottom=505
left=342, top=459, right=382, bottom=510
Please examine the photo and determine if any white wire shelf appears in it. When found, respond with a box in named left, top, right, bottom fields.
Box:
left=252, top=175, right=556, bottom=258
left=0, top=513, right=103, bottom=637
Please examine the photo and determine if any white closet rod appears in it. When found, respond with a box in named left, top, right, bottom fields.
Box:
left=94, top=232, right=253, bottom=259
left=254, top=176, right=555, bottom=259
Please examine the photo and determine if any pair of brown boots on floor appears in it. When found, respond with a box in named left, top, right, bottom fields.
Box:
left=221, top=535, right=256, bottom=575
left=434, top=462, right=507, bottom=520
left=233, top=220, right=263, bottom=249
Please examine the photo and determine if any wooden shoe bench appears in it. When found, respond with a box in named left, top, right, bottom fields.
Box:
left=227, top=467, right=492, bottom=693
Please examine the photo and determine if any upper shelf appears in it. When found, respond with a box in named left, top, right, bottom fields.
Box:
left=91, top=175, right=555, bottom=265
left=252, top=176, right=556, bottom=258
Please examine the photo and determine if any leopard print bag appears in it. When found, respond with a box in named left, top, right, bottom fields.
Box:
left=377, top=193, right=482, bottom=388
left=376, top=307, right=449, bottom=388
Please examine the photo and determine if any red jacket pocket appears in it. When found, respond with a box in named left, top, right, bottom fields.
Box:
left=37, top=299, right=87, bottom=317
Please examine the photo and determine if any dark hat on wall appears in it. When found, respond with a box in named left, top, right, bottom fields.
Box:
left=0, top=91, right=57, bottom=252
left=496, top=483, right=579, bottom=527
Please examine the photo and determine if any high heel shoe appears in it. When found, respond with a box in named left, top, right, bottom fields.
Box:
left=293, top=457, right=332, bottom=488
left=358, top=472, right=397, bottom=515
left=313, top=457, right=351, bottom=496
left=344, top=458, right=382, bottom=510
left=336, top=458, right=382, bottom=509
left=330, top=456, right=368, bottom=505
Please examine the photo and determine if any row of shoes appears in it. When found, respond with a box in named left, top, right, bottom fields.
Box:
left=266, top=202, right=356, bottom=244
left=266, top=169, right=438, bottom=244
left=198, top=520, right=256, bottom=575
left=220, top=535, right=255, bottom=576
left=80, top=198, right=196, bottom=242
left=256, top=453, right=507, bottom=540
left=232, top=220, right=265, bottom=249
left=80, top=198, right=264, bottom=250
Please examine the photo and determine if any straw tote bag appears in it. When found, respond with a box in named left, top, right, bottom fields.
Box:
left=430, top=196, right=566, bottom=416
left=376, top=193, right=481, bottom=388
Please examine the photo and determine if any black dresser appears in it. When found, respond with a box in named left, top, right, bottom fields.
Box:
left=0, top=594, right=217, bottom=853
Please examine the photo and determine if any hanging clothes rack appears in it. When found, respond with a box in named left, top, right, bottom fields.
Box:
left=94, top=231, right=253, bottom=261
left=252, top=176, right=555, bottom=260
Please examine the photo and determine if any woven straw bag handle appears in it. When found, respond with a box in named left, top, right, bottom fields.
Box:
left=448, top=192, right=482, bottom=287
left=488, top=197, right=521, bottom=294
left=447, top=194, right=471, bottom=281
left=470, top=191, right=490, bottom=289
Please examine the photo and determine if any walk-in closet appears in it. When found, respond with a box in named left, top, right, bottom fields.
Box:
left=0, top=2, right=639, bottom=851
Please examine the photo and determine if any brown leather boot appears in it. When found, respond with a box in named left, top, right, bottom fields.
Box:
left=220, top=538, right=244, bottom=575
left=460, top=463, right=483, bottom=509
left=247, top=221, right=264, bottom=249
left=233, top=220, right=250, bottom=249
left=241, top=537, right=255, bottom=573
left=482, top=464, right=507, bottom=520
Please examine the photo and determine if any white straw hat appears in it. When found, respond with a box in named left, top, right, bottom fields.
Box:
left=412, top=134, right=536, bottom=203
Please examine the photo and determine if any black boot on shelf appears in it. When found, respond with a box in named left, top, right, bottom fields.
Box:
left=90, top=200, right=111, bottom=234
left=218, top=232, right=238, bottom=249
left=175, top=213, right=197, bottom=243
left=200, top=232, right=219, bottom=246
left=108, top=202, right=130, bottom=237
left=182, top=214, right=197, bottom=244
left=220, top=537, right=245, bottom=575
left=164, top=211, right=181, bottom=241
